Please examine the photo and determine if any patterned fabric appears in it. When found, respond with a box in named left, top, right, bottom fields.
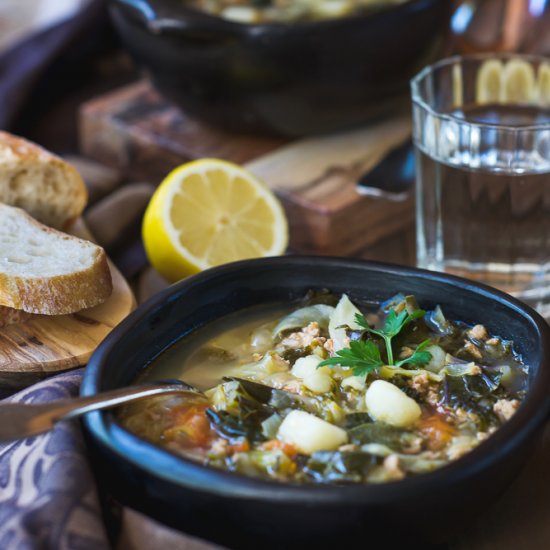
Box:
left=0, top=370, right=109, bottom=550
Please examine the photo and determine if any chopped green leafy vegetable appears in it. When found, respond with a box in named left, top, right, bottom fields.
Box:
left=344, top=413, right=373, bottom=429
left=272, top=304, right=334, bottom=338
left=348, top=421, right=419, bottom=451
left=305, top=450, right=379, bottom=483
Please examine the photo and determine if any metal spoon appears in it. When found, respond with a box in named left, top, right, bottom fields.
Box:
left=356, top=139, right=415, bottom=200
left=0, top=380, right=201, bottom=444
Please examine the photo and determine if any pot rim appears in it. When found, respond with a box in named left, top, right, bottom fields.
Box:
left=82, top=256, right=550, bottom=503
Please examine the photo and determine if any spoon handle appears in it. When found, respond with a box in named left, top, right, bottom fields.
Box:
left=0, top=382, right=199, bottom=443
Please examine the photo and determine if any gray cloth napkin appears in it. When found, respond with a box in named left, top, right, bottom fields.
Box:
left=0, top=370, right=109, bottom=550
left=0, top=370, right=221, bottom=550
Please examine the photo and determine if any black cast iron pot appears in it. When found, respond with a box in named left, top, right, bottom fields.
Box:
left=82, top=257, right=550, bottom=549
left=108, top=0, right=452, bottom=136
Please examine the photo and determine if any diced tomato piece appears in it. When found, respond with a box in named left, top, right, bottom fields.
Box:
left=261, top=439, right=298, bottom=457
left=163, top=403, right=214, bottom=447
left=417, top=414, right=457, bottom=451
left=229, top=440, right=250, bottom=453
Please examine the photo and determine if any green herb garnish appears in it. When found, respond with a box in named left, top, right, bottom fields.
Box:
left=319, top=340, right=383, bottom=377
left=318, top=307, right=432, bottom=378
left=354, top=309, right=426, bottom=365
left=394, top=339, right=432, bottom=368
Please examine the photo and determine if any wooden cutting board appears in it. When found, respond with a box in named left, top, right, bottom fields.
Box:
left=0, top=220, right=136, bottom=389
left=80, top=80, right=414, bottom=255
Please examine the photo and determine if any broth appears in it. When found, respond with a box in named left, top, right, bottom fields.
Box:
left=139, top=305, right=290, bottom=391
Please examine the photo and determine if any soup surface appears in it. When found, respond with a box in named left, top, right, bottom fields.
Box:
left=187, top=0, right=408, bottom=24
left=120, top=292, right=527, bottom=484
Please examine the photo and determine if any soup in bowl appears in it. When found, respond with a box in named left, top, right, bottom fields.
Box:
left=187, top=0, right=410, bottom=24
left=109, top=0, right=451, bottom=135
left=82, top=257, right=550, bottom=548
left=120, top=292, right=527, bottom=485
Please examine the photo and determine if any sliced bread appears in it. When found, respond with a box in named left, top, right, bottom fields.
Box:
left=0, top=131, right=87, bottom=230
left=0, top=204, right=112, bottom=315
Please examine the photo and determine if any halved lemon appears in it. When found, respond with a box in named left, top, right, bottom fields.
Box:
left=143, top=159, right=288, bottom=282
left=537, top=62, right=550, bottom=105
left=476, top=59, right=504, bottom=104
left=476, top=58, right=537, bottom=105
left=502, top=58, right=536, bottom=103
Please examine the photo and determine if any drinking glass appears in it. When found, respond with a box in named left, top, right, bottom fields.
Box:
left=411, top=53, right=550, bottom=317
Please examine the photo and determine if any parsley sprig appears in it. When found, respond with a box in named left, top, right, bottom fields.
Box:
left=395, top=338, right=432, bottom=368
left=320, top=340, right=383, bottom=377
left=355, top=308, right=426, bottom=365
left=318, top=307, right=432, bottom=378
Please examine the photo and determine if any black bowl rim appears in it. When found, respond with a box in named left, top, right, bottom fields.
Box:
left=113, top=0, right=443, bottom=34
left=82, top=256, right=550, bottom=503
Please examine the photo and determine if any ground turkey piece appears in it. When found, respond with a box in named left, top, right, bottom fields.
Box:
left=493, top=399, right=521, bottom=422
left=281, top=322, right=325, bottom=349
left=324, top=338, right=335, bottom=354
left=282, top=379, right=302, bottom=394
left=410, top=374, right=441, bottom=408
left=410, top=373, right=430, bottom=394
left=468, top=324, right=488, bottom=341
left=462, top=341, right=483, bottom=360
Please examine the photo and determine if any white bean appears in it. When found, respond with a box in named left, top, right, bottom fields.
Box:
left=277, top=410, right=348, bottom=454
left=291, top=355, right=330, bottom=378
left=365, top=380, right=421, bottom=428
left=303, top=372, right=333, bottom=394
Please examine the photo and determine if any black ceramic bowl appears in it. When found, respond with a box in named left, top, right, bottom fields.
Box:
left=108, top=0, right=452, bottom=136
left=82, top=257, right=550, bottom=549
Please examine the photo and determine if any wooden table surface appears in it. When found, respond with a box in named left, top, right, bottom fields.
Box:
left=77, top=155, right=549, bottom=550
left=128, top=229, right=550, bottom=550
left=453, top=423, right=550, bottom=549
left=114, top=422, right=550, bottom=550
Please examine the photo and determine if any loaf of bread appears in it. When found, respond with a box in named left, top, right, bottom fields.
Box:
left=0, top=131, right=87, bottom=230
left=0, top=204, right=112, bottom=315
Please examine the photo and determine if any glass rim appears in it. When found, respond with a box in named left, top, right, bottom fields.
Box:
left=410, top=52, right=550, bottom=133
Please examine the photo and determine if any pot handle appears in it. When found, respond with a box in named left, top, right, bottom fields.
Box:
left=114, top=0, right=245, bottom=39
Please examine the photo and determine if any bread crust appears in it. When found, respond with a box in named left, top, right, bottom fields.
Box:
left=0, top=131, right=87, bottom=230
left=0, top=206, right=113, bottom=315
left=0, top=255, right=112, bottom=315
